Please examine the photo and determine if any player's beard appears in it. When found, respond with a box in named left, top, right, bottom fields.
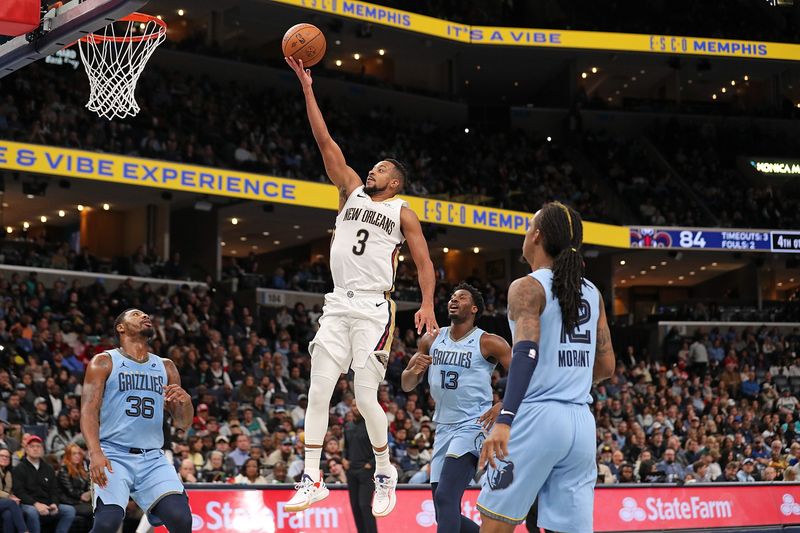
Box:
left=363, top=183, right=387, bottom=196
left=140, top=326, right=155, bottom=339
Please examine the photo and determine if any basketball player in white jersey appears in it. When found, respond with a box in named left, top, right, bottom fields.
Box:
left=285, top=56, right=439, bottom=517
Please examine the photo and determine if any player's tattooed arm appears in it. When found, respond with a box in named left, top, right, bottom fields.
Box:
left=82, top=352, right=113, bottom=487
left=593, top=293, right=616, bottom=384
left=508, top=276, right=544, bottom=344
left=163, top=359, right=194, bottom=430
left=401, top=332, right=435, bottom=392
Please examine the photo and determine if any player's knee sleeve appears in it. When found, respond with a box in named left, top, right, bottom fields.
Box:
left=150, top=494, right=192, bottom=533
left=90, top=498, right=125, bottom=533
left=306, top=351, right=340, bottom=444
left=353, top=368, right=388, bottom=446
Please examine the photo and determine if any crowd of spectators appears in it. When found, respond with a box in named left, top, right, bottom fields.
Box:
left=653, top=119, right=800, bottom=231
left=0, top=62, right=613, bottom=223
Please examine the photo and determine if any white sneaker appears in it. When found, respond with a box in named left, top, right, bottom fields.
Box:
left=372, top=470, right=398, bottom=517
left=284, top=474, right=329, bottom=512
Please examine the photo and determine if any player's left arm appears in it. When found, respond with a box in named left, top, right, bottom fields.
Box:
left=400, top=207, right=438, bottom=335
left=163, top=359, right=194, bottom=430
left=479, top=276, right=544, bottom=469
left=477, top=333, right=512, bottom=430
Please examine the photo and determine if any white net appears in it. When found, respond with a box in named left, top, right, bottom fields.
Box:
left=78, top=14, right=166, bottom=120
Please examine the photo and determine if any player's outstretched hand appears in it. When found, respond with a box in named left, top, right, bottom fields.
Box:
left=164, top=384, right=191, bottom=405
left=479, top=423, right=510, bottom=470
left=478, top=403, right=503, bottom=431
left=89, top=450, right=113, bottom=488
left=285, top=56, right=313, bottom=89
left=408, top=352, right=433, bottom=375
left=414, top=305, right=439, bottom=336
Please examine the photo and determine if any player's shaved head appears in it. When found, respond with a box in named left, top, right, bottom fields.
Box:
left=384, top=158, right=407, bottom=191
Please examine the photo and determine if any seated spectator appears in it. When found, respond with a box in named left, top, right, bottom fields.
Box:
left=737, top=458, right=757, bottom=482
left=234, top=459, right=268, bottom=485
left=716, top=461, right=740, bottom=482
left=227, top=435, right=251, bottom=469
left=0, top=448, right=27, bottom=533
left=45, top=415, right=74, bottom=462
left=56, top=444, right=92, bottom=520
left=597, top=460, right=615, bottom=484
left=201, top=451, right=230, bottom=483
left=12, top=436, right=75, bottom=533
left=266, top=438, right=296, bottom=468
left=324, top=458, right=347, bottom=485
left=178, top=459, right=198, bottom=484
left=264, top=461, right=290, bottom=484
left=617, top=463, right=636, bottom=483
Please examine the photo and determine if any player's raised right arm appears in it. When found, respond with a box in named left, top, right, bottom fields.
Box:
left=593, top=294, right=615, bottom=384
left=285, top=56, right=361, bottom=203
left=81, top=353, right=113, bottom=487
left=401, top=333, right=435, bottom=392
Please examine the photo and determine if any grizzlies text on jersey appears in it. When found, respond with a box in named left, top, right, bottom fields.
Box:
left=99, top=349, right=167, bottom=450
left=428, top=326, right=495, bottom=424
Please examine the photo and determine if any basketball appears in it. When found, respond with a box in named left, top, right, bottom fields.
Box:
left=282, top=23, right=326, bottom=67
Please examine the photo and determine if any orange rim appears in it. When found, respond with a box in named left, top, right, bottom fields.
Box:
left=79, top=12, right=167, bottom=43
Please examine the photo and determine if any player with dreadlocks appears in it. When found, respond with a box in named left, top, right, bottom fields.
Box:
left=476, top=202, right=616, bottom=533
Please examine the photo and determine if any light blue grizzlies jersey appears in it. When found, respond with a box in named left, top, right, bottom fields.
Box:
left=509, top=269, right=600, bottom=405
left=99, top=349, right=167, bottom=449
left=428, top=327, right=495, bottom=424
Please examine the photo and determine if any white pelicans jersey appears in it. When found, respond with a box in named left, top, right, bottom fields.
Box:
left=330, top=186, right=407, bottom=292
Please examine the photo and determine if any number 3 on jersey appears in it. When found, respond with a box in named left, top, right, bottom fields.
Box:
left=561, top=298, right=592, bottom=344
left=352, top=229, right=369, bottom=255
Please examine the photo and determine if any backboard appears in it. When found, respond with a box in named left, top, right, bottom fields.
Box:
left=0, top=0, right=147, bottom=79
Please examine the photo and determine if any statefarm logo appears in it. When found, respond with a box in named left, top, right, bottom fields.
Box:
left=417, top=499, right=483, bottom=528
left=781, top=494, right=800, bottom=516
left=618, top=496, right=733, bottom=523
left=190, top=493, right=341, bottom=531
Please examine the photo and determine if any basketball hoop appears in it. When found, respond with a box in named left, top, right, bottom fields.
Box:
left=78, top=13, right=166, bottom=120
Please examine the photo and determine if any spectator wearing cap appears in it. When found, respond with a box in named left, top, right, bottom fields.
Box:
left=291, top=395, right=307, bottom=427
left=30, top=398, right=51, bottom=427
left=202, top=451, right=229, bottom=483
left=266, top=438, right=296, bottom=468
left=399, top=441, right=425, bottom=480
left=11, top=436, right=75, bottom=533
left=737, top=458, right=757, bottom=482
left=227, top=434, right=251, bottom=470
left=599, top=445, right=614, bottom=470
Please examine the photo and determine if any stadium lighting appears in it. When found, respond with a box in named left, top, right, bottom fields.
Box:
left=58, top=210, right=65, bottom=217
left=177, top=9, right=185, bottom=16
left=335, top=60, right=343, bottom=67
left=650, top=265, right=656, bottom=270
left=40, top=216, right=47, bottom=223
left=102, top=203, right=110, bottom=211
left=640, top=270, right=646, bottom=275
left=711, top=262, right=718, bottom=266
left=252, top=245, right=258, bottom=250
left=464, top=128, right=470, bottom=133
left=77, top=204, right=84, bottom=211
left=335, top=40, right=341, bottom=45
left=619, top=260, right=626, bottom=265
left=621, top=280, right=626, bottom=284
left=22, top=222, right=29, bottom=229
left=623, top=83, right=628, bottom=88
left=744, top=75, right=749, bottom=81
left=139, top=23, right=145, bottom=30
left=591, top=67, right=598, bottom=73
left=5, top=227, right=11, bottom=234
left=293, top=225, right=301, bottom=229
left=778, top=282, right=784, bottom=287
left=668, top=280, right=674, bottom=284
left=712, top=94, right=717, bottom=100
left=353, top=53, right=360, bottom=60
left=678, top=275, right=685, bottom=280
left=231, top=217, right=239, bottom=225
left=721, top=88, right=727, bottom=93
left=630, top=275, right=635, bottom=279
left=443, top=247, right=450, bottom=253
left=473, top=247, right=480, bottom=254
left=378, top=49, right=385, bottom=55
left=581, top=72, right=587, bottom=79
left=640, top=69, right=645, bottom=74
left=660, top=261, right=667, bottom=266
left=689, top=271, right=696, bottom=276
left=273, top=240, right=281, bottom=245
left=26, top=194, right=34, bottom=199
left=546, top=136, right=552, bottom=142
left=731, top=80, right=736, bottom=86
left=231, top=250, right=237, bottom=255
left=156, top=15, right=163, bottom=20
left=398, top=255, right=405, bottom=262
left=297, top=235, right=304, bottom=239
left=700, top=266, right=707, bottom=270
left=631, top=76, right=637, bottom=81
left=220, top=242, right=225, bottom=247
left=791, top=278, right=796, bottom=283
left=240, top=236, right=247, bottom=241
left=262, top=231, right=270, bottom=236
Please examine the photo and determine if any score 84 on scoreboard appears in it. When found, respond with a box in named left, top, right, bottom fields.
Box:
left=630, top=227, right=800, bottom=253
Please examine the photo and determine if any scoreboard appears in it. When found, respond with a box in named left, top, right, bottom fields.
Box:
left=630, top=227, right=800, bottom=253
